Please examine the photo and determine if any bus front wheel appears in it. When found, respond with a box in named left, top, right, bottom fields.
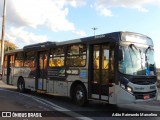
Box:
left=17, top=78, right=25, bottom=93
left=73, top=84, right=88, bottom=107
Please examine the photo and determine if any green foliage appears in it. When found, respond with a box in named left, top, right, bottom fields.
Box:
left=0, top=40, right=17, bottom=52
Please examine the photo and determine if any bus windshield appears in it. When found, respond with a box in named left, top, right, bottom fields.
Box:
left=119, top=43, right=156, bottom=76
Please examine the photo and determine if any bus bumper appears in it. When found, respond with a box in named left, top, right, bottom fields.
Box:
left=116, top=87, right=157, bottom=104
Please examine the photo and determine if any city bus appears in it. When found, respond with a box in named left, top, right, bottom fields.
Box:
left=2, top=31, right=158, bottom=106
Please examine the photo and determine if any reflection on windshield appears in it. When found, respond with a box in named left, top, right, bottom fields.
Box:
left=145, top=47, right=155, bottom=75
left=119, top=44, right=156, bottom=76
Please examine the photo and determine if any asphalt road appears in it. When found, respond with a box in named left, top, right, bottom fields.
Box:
left=1, top=80, right=160, bottom=120
left=0, top=81, right=76, bottom=120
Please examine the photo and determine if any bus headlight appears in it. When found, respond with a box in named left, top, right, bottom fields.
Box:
left=120, top=84, right=133, bottom=94
left=127, top=86, right=132, bottom=93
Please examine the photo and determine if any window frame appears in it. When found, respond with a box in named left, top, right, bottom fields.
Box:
left=66, top=43, right=87, bottom=67
left=49, top=46, right=65, bottom=67
left=24, top=51, right=35, bottom=68
left=15, top=52, right=24, bottom=67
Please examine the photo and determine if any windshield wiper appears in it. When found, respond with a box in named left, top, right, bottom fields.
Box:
left=128, top=44, right=135, bottom=68
left=128, top=44, right=143, bottom=69
left=145, top=46, right=151, bottom=54
left=129, top=44, right=138, bottom=52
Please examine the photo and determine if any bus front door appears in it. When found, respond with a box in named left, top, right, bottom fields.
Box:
left=90, top=43, right=114, bottom=101
left=37, top=51, right=48, bottom=92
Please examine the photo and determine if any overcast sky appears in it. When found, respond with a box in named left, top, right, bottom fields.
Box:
left=0, top=0, right=160, bottom=67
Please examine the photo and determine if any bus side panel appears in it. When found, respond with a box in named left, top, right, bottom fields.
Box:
left=47, top=80, right=54, bottom=93
left=8, top=67, right=14, bottom=85
left=11, top=70, right=24, bottom=87
left=37, top=78, right=47, bottom=91
left=13, top=67, right=36, bottom=90
left=43, top=79, right=47, bottom=90
left=25, top=78, right=35, bottom=91
left=12, top=67, right=22, bottom=87
left=2, top=68, right=7, bottom=84
left=54, top=81, right=68, bottom=96
left=12, top=76, right=19, bottom=87
left=23, top=66, right=36, bottom=91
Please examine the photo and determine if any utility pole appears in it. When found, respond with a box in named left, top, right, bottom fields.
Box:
left=1, top=0, right=6, bottom=73
left=92, top=27, right=98, bottom=36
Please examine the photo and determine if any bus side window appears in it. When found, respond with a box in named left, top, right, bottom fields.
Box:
left=66, top=44, right=86, bottom=67
left=103, top=56, right=108, bottom=69
left=15, top=52, right=24, bottom=67
left=94, top=56, right=99, bottom=69
left=49, top=47, right=65, bottom=67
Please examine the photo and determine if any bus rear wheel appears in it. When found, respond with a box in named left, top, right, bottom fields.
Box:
left=73, top=84, right=88, bottom=107
left=17, top=78, right=25, bottom=93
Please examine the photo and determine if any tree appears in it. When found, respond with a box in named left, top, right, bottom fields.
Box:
left=0, top=40, right=17, bottom=52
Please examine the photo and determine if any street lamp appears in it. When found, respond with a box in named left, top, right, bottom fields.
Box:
left=1, top=0, right=6, bottom=73
left=92, top=27, right=98, bottom=36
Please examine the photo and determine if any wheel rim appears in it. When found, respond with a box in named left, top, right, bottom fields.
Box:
left=76, top=90, right=84, bottom=101
left=19, top=81, right=24, bottom=90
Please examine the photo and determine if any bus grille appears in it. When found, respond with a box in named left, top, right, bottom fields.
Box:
left=131, top=77, right=156, bottom=85
left=133, top=91, right=156, bottom=99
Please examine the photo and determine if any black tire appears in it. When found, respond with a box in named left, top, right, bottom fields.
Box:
left=73, top=84, right=88, bottom=107
left=17, top=78, right=25, bottom=93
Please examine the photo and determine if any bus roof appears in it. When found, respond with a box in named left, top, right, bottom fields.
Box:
left=23, top=31, right=121, bottom=51
left=5, top=49, right=23, bottom=54
left=23, top=41, right=56, bottom=50
left=6, top=31, right=153, bottom=52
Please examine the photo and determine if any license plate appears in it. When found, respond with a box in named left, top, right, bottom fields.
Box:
left=144, top=95, right=150, bottom=100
